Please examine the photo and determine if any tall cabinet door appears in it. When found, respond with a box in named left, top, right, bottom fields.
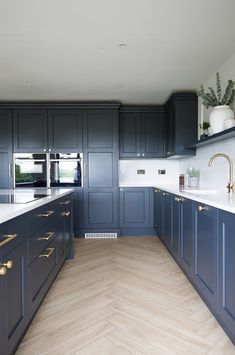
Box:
left=193, top=203, right=218, bottom=309
left=83, top=109, right=119, bottom=229
left=218, top=210, right=235, bottom=340
left=141, top=112, right=164, bottom=158
left=48, top=109, right=82, bottom=152
left=171, top=195, right=181, bottom=260
left=0, top=110, right=13, bottom=188
left=13, top=109, right=48, bottom=152
left=119, top=112, right=140, bottom=158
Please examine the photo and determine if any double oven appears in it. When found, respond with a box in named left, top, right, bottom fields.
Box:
left=13, top=153, right=82, bottom=188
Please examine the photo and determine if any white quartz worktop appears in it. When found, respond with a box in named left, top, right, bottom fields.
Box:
left=119, top=184, right=235, bottom=214
left=0, top=188, right=74, bottom=224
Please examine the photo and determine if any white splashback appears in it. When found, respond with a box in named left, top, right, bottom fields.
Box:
left=179, top=137, right=235, bottom=190
left=119, top=159, right=180, bottom=186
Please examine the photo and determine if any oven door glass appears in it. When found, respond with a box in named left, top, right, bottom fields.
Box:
left=14, top=153, right=47, bottom=187
left=49, top=153, right=82, bottom=187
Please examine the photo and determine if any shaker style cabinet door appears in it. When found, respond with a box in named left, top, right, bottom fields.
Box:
left=193, top=203, right=218, bottom=310
left=13, top=109, right=48, bottom=152
left=141, top=112, right=164, bottom=158
left=218, top=210, right=235, bottom=342
left=119, top=112, right=140, bottom=158
left=0, top=110, right=13, bottom=188
left=48, top=109, right=82, bottom=152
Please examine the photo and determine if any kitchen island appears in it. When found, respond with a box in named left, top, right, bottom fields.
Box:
left=0, top=188, right=74, bottom=355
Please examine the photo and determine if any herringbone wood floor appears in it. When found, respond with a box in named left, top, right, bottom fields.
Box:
left=17, top=237, right=235, bottom=355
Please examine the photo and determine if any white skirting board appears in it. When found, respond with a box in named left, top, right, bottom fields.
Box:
left=85, top=233, right=117, bottom=239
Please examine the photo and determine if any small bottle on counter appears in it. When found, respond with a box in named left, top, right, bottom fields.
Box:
left=179, top=174, right=185, bottom=189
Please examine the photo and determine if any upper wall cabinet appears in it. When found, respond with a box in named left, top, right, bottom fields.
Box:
left=164, top=93, right=198, bottom=158
left=13, top=109, right=82, bottom=152
left=119, top=108, right=164, bottom=158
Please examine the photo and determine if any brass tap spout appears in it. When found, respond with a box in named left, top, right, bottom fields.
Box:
left=208, top=153, right=234, bottom=193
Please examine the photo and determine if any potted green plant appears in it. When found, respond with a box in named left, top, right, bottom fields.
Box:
left=197, top=73, right=235, bottom=134
left=199, top=121, right=210, bottom=139
left=187, top=167, right=200, bottom=188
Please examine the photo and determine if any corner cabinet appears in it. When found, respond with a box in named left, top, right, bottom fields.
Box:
left=119, top=108, right=164, bottom=158
left=164, top=93, right=198, bottom=158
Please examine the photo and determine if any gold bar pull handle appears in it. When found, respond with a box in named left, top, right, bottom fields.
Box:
left=0, top=266, right=7, bottom=276
left=39, top=247, right=55, bottom=258
left=61, top=211, right=70, bottom=217
left=37, top=210, right=55, bottom=217
left=59, top=200, right=71, bottom=205
left=38, top=232, right=54, bottom=241
left=2, top=260, right=14, bottom=269
left=0, top=234, right=17, bottom=248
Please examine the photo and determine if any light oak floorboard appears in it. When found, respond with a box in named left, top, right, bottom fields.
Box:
left=16, top=237, right=235, bottom=355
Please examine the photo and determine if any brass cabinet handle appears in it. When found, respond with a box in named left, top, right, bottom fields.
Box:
left=155, top=189, right=160, bottom=193
left=59, top=200, right=71, bottom=205
left=38, top=232, right=54, bottom=241
left=0, top=234, right=17, bottom=248
left=2, top=260, right=14, bottom=269
left=37, top=210, right=55, bottom=217
left=39, top=247, right=55, bottom=258
left=61, top=211, right=70, bottom=217
left=198, top=205, right=206, bottom=212
left=175, top=197, right=180, bottom=202
left=0, top=266, right=7, bottom=276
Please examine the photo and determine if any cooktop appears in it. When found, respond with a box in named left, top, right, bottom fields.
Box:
left=0, top=193, right=48, bottom=204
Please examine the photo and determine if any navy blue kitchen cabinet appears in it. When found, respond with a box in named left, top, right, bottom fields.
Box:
left=0, top=110, right=13, bottom=188
left=164, top=93, right=197, bottom=158
left=0, top=241, right=28, bottom=355
left=161, top=191, right=172, bottom=247
left=119, top=108, right=164, bottom=158
left=48, top=109, right=83, bottom=152
left=82, top=109, right=119, bottom=233
left=119, top=187, right=154, bottom=235
left=179, top=197, right=194, bottom=277
left=13, top=109, right=48, bottom=152
left=218, top=210, right=235, bottom=343
left=171, top=195, right=182, bottom=260
left=193, top=202, right=218, bottom=310
left=153, top=188, right=163, bottom=236
left=72, top=190, right=84, bottom=236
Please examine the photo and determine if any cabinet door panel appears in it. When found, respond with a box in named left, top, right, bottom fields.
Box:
left=84, top=110, right=115, bottom=149
left=87, top=152, right=113, bottom=188
left=153, top=189, right=162, bottom=235
left=171, top=196, right=180, bottom=259
left=120, top=188, right=150, bottom=228
left=180, top=198, right=193, bottom=276
left=85, top=192, right=116, bottom=227
left=119, top=113, right=140, bottom=158
left=13, top=109, right=47, bottom=152
left=0, top=110, right=12, bottom=151
left=48, top=109, right=82, bottom=151
left=141, top=112, right=164, bottom=157
left=194, top=204, right=217, bottom=308
left=162, top=193, right=172, bottom=247
left=218, top=211, right=235, bottom=338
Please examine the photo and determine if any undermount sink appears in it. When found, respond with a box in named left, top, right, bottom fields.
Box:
left=182, top=189, right=220, bottom=195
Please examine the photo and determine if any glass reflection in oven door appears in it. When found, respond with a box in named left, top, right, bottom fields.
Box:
left=50, top=157, right=81, bottom=187
left=14, top=153, right=47, bottom=187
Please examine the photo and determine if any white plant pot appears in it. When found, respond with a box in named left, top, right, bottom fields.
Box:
left=209, top=105, right=234, bottom=134
left=224, top=117, right=235, bottom=130
left=188, top=176, right=199, bottom=188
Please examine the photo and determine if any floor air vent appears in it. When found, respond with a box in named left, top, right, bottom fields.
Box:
left=85, top=233, right=117, bottom=239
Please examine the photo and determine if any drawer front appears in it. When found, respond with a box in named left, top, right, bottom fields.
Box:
left=28, top=223, right=57, bottom=265
left=56, top=195, right=72, bottom=214
left=0, top=214, right=28, bottom=258
left=29, top=239, right=57, bottom=304
left=28, top=201, right=57, bottom=236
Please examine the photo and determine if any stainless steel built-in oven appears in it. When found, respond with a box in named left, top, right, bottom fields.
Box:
left=14, top=153, right=48, bottom=188
left=49, top=153, right=82, bottom=187
left=14, top=153, right=82, bottom=188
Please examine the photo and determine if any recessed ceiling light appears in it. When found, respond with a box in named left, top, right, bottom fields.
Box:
left=118, top=43, right=127, bottom=48
left=116, top=84, right=124, bottom=88
left=25, top=83, right=34, bottom=89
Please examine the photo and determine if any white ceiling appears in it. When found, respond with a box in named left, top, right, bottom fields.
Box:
left=0, top=0, right=235, bottom=104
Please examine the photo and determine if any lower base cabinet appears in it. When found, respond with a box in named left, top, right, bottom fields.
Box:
left=0, top=193, right=73, bottom=355
left=218, top=210, right=235, bottom=343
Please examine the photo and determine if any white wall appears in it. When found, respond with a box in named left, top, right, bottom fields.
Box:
left=181, top=50, right=235, bottom=190
left=119, top=159, right=179, bottom=186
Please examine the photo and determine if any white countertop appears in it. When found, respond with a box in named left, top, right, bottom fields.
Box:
left=119, top=184, right=235, bottom=214
left=0, top=188, right=74, bottom=224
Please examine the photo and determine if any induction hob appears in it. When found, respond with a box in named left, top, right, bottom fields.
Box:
left=0, top=193, right=48, bottom=204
